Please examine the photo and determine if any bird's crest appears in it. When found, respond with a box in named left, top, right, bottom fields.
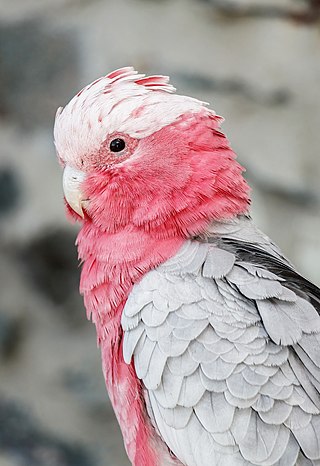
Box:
left=54, top=67, right=208, bottom=166
left=77, top=67, right=176, bottom=98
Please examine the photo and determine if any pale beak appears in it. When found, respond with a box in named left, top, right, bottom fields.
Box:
left=63, top=165, right=87, bottom=218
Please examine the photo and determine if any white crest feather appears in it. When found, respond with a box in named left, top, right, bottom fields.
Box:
left=53, top=67, right=209, bottom=168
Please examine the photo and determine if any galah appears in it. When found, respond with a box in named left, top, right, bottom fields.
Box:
left=54, top=67, right=320, bottom=466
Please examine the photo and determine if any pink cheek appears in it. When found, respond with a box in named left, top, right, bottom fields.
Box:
left=83, top=135, right=139, bottom=170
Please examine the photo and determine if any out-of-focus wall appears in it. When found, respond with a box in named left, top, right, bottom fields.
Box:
left=0, top=1, right=319, bottom=465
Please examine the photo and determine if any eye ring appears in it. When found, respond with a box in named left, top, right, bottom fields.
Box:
left=110, top=138, right=126, bottom=153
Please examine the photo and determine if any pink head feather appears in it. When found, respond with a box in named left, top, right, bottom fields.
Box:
left=55, top=66, right=250, bottom=235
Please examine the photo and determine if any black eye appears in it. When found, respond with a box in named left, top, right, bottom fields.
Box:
left=110, top=138, right=126, bottom=153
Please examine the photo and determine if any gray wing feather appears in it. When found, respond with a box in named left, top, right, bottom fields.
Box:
left=143, top=344, right=167, bottom=390
left=202, top=247, right=235, bottom=278
left=153, top=366, right=183, bottom=408
left=160, top=404, right=193, bottom=429
left=293, top=416, right=320, bottom=460
left=158, top=333, right=190, bottom=357
left=240, top=414, right=290, bottom=464
left=178, top=368, right=206, bottom=407
left=123, top=325, right=144, bottom=364
left=195, top=391, right=235, bottom=433
left=122, top=222, right=320, bottom=465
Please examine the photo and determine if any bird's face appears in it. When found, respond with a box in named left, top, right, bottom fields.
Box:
left=54, top=68, right=250, bottom=236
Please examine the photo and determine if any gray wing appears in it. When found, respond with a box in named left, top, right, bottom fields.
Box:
left=122, top=219, right=320, bottom=466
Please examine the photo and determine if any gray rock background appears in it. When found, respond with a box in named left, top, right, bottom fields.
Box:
left=0, top=0, right=319, bottom=465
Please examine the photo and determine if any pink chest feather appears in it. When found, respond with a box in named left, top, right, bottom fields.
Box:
left=77, top=222, right=184, bottom=465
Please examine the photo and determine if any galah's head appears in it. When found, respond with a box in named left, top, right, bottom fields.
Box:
left=54, top=67, right=250, bottom=238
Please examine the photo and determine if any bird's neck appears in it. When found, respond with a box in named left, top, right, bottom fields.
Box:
left=76, top=221, right=183, bottom=465
left=77, top=221, right=185, bottom=342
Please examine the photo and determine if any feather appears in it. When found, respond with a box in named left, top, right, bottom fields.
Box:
left=259, top=425, right=290, bottom=465
left=220, top=346, right=248, bottom=364
left=153, top=290, right=182, bottom=313
left=202, top=247, right=235, bottom=279
left=242, top=366, right=269, bottom=386
left=134, top=335, right=156, bottom=379
left=270, top=366, right=296, bottom=387
left=159, top=241, right=198, bottom=272
left=200, top=279, right=225, bottom=304
left=178, top=369, right=206, bottom=407
left=199, top=369, right=227, bottom=392
left=293, top=344, right=320, bottom=384
left=292, top=416, right=320, bottom=460
left=257, top=297, right=304, bottom=346
left=230, top=408, right=251, bottom=444
left=197, top=325, right=221, bottom=345
left=195, top=391, right=235, bottom=433
left=225, top=390, right=259, bottom=409
left=288, top=352, right=320, bottom=410
left=188, top=340, right=219, bottom=363
left=122, top=289, right=153, bottom=317
left=233, top=324, right=266, bottom=344
left=237, top=262, right=283, bottom=281
left=193, top=431, right=237, bottom=465
left=235, top=336, right=266, bottom=355
left=211, top=321, right=250, bottom=339
left=192, top=417, right=239, bottom=461
left=158, top=332, right=190, bottom=357
left=252, top=395, right=274, bottom=412
left=158, top=404, right=193, bottom=429
left=167, top=313, right=195, bottom=329
left=181, top=243, right=209, bottom=275
left=123, top=326, right=145, bottom=364
left=264, top=346, right=289, bottom=366
left=201, top=358, right=236, bottom=381
left=286, top=386, right=319, bottom=414
left=176, top=303, right=208, bottom=320
left=258, top=400, right=292, bottom=424
left=244, top=352, right=269, bottom=365
left=145, top=320, right=172, bottom=341
left=153, top=365, right=183, bottom=409
left=202, top=338, right=234, bottom=355
left=143, top=344, right=167, bottom=389
left=167, top=350, right=199, bottom=377
left=239, top=411, right=282, bottom=463
left=298, top=334, right=320, bottom=366
left=141, top=302, right=169, bottom=327
left=237, top=280, right=284, bottom=301
left=173, top=319, right=208, bottom=340
left=276, top=435, right=300, bottom=466
left=227, top=372, right=262, bottom=400
left=285, top=407, right=312, bottom=430
left=212, top=430, right=236, bottom=448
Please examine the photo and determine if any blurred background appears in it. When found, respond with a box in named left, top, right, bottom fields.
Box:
left=0, top=0, right=319, bottom=465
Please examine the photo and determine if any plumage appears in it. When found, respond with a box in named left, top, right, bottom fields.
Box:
left=121, top=237, right=320, bottom=464
left=54, top=67, right=320, bottom=465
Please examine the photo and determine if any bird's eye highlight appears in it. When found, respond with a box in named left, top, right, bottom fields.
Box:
left=110, top=138, right=126, bottom=153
